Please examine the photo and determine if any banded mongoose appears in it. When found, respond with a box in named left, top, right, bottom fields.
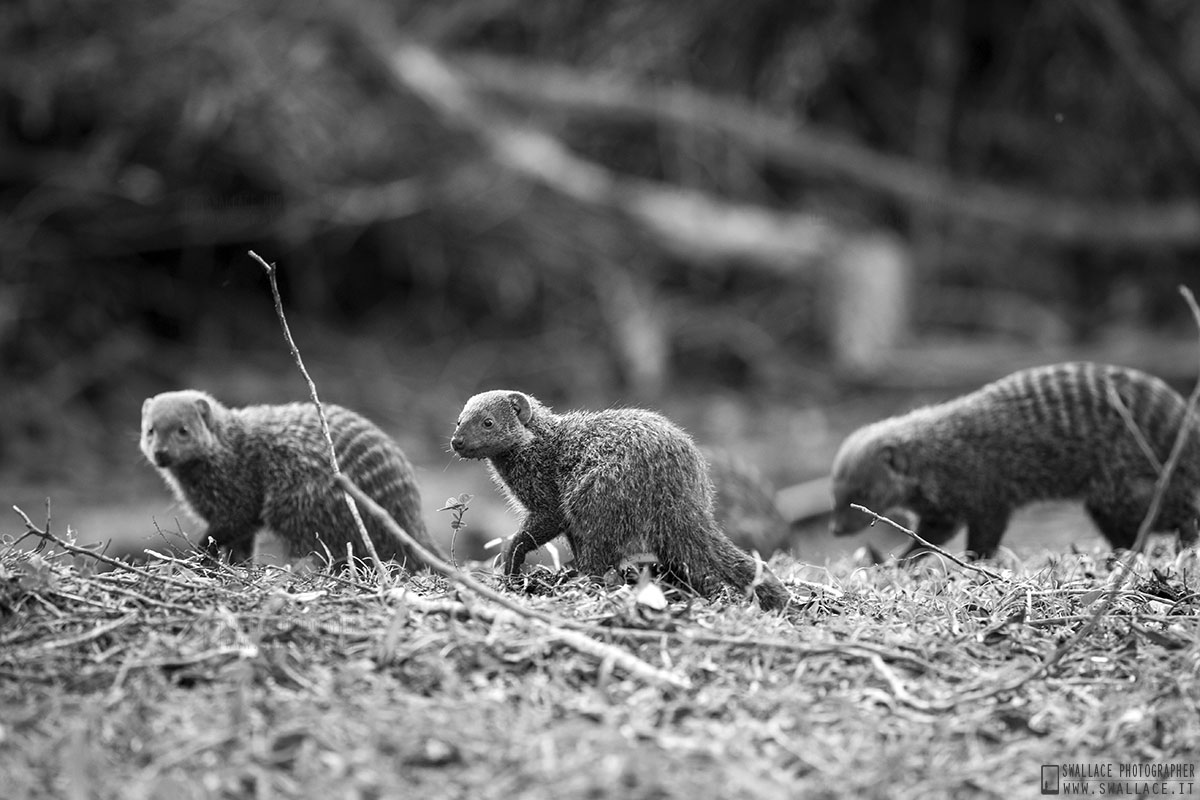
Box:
left=449, top=390, right=789, bottom=609
left=703, top=447, right=791, bottom=557
left=830, top=362, right=1200, bottom=557
left=141, top=390, right=442, bottom=567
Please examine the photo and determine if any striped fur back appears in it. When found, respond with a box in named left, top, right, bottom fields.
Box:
left=830, top=362, right=1200, bottom=554
left=237, top=401, right=437, bottom=565
left=327, top=406, right=423, bottom=528
left=983, top=362, right=1192, bottom=464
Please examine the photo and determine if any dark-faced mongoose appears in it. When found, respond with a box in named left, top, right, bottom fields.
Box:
left=830, top=362, right=1200, bottom=558
left=449, top=390, right=789, bottom=609
left=703, top=447, right=791, bottom=557
left=141, top=389, right=443, bottom=567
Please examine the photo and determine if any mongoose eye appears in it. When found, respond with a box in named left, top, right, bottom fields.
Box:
left=482, top=418, right=494, bottom=429
left=177, top=426, right=190, bottom=438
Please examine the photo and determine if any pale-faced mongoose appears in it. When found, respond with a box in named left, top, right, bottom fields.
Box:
left=141, top=390, right=442, bottom=567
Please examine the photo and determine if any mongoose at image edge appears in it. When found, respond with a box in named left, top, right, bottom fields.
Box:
left=830, top=362, right=1200, bottom=558
left=141, top=390, right=444, bottom=567
left=450, top=390, right=790, bottom=610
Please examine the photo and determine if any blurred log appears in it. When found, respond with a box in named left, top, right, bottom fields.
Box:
left=382, top=43, right=928, bottom=378
left=385, top=43, right=842, bottom=272
left=451, top=51, right=1200, bottom=247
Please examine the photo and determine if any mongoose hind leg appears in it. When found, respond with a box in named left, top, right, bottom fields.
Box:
left=963, top=511, right=1009, bottom=559
left=1084, top=499, right=1145, bottom=551
left=1180, top=518, right=1199, bottom=547
left=661, top=536, right=789, bottom=611
left=1089, top=497, right=1200, bottom=552
left=1155, top=492, right=1200, bottom=549
left=560, top=467, right=645, bottom=575
left=1083, top=470, right=1199, bottom=551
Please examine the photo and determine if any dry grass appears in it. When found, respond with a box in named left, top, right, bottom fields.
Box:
left=2, top=512, right=1198, bottom=800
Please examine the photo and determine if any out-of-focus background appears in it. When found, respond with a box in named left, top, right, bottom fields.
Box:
left=5, top=0, right=1200, bottom=562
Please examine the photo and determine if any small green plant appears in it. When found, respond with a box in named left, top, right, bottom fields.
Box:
left=438, top=493, right=473, bottom=566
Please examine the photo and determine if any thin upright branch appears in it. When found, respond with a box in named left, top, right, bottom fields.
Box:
left=1128, top=285, right=1200, bottom=553
left=1023, top=284, right=1200, bottom=682
left=247, top=250, right=389, bottom=584
left=1107, top=384, right=1163, bottom=472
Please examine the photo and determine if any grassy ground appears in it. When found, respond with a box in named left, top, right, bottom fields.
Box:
left=2, top=510, right=1198, bottom=800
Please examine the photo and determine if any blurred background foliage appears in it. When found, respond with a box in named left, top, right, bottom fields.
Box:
left=5, top=0, right=1200, bottom=521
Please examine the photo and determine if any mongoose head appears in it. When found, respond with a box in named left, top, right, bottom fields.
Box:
left=141, top=390, right=222, bottom=469
left=450, top=390, right=540, bottom=459
left=829, top=420, right=919, bottom=536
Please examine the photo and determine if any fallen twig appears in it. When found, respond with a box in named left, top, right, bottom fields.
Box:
left=400, top=594, right=938, bottom=678
left=11, top=614, right=138, bottom=659
left=12, top=505, right=213, bottom=592
left=406, top=595, right=690, bottom=690
left=869, top=654, right=934, bottom=712
left=849, top=503, right=1005, bottom=581
left=339, top=475, right=691, bottom=689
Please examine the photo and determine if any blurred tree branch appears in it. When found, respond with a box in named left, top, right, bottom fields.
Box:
left=908, top=0, right=961, bottom=276
left=384, top=43, right=841, bottom=272
left=446, top=50, right=1200, bottom=247
left=1076, top=0, right=1200, bottom=164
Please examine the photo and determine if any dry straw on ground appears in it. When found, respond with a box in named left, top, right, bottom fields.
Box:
left=2, top=516, right=1198, bottom=799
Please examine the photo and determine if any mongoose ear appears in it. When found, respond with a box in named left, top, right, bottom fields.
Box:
left=880, top=444, right=909, bottom=474
left=508, top=392, right=533, bottom=425
left=195, top=397, right=213, bottom=428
